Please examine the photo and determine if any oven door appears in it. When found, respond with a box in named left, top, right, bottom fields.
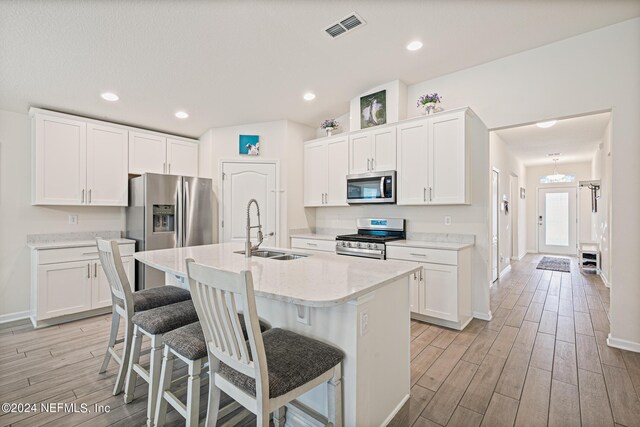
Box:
left=346, top=171, right=396, bottom=204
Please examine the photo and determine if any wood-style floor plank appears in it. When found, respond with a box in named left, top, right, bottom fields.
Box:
left=548, top=379, right=581, bottom=427
left=514, top=367, right=551, bottom=427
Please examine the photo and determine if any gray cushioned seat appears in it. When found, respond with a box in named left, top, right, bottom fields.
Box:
left=131, top=300, right=199, bottom=335
left=116, top=286, right=191, bottom=312
left=163, top=316, right=271, bottom=361
left=218, top=328, right=344, bottom=398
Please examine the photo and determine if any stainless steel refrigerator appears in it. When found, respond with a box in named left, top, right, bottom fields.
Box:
left=126, top=173, right=213, bottom=290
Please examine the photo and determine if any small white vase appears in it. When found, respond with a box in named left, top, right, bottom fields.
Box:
left=325, top=127, right=334, bottom=136
left=424, top=102, right=436, bottom=115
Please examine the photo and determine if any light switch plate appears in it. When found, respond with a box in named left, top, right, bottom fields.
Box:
left=68, top=215, right=78, bottom=225
left=444, top=216, right=452, bottom=226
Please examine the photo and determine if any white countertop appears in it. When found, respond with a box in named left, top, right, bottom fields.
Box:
left=28, top=238, right=135, bottom=250
left=386, top=240, right=474, bottom=251
left=290, top=233, right=337, bottom=241
left=134, top=242, right=420, bottom=307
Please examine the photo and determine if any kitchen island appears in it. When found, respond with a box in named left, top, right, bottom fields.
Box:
left=134, top=242, right=420, bottom=426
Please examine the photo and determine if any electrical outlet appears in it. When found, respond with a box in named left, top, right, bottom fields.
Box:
left=360, top=311, right=369, bottom=336
left=68, top=215, right=78, bottom=225
left=444, top=216, right=452, bottom=226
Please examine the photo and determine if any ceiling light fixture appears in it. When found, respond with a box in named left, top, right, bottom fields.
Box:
left=406, top=41, right=423, bottom=51
left=101, top=92, right=119, bottom=102
left=547, top=158, right=566, bottom=181
left=536, top=120, right=557, bottom=128
left=175, top=111, right=189, bottom=119
left=303, top=92, right=316, bottom=101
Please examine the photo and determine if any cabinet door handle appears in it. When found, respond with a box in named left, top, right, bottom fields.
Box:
left=423, top=187, right=427, bottom=202
left=367, top=158, right=370, bottom=171
left=87, top=264, right=91, bottom=279
left=410, top=252, right=427, bottom=257
left=81, top=189, right=85, bottom=203
left=163, top=163, right=166, bottom=173
left=94, top=262, right=98, bottom=277
left=429, top=187, right=433, bottom=201
left=168, top=163, right=171, bottom=174
left=88, top=189, right=92, bottom=204
left=371, top=158, right=375, bottom=170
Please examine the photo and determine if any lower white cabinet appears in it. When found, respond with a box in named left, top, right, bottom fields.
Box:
left=387, top=245, right=472, bottom=330
left=31, top=242, right=135, bottom=327
left=290, top=237, right=336, bottom=253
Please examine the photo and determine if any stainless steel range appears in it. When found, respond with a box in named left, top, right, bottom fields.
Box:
left=335, top=218, right=405, bottom=260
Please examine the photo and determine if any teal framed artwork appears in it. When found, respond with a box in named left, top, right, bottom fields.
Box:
left=239, top=135, right=260, bottom=155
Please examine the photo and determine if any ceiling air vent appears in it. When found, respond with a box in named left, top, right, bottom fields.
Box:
left=324, top=12, right=366, bottom=38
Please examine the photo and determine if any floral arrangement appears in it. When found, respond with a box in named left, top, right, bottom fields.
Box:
left=417, top=93, right=442, bottom=107
left=320, top=119, right=339, bottom=129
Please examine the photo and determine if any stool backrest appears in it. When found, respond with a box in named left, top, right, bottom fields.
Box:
left=185, top=258, right=269, bottom=400
left=96, top=239, right=134, bottom=313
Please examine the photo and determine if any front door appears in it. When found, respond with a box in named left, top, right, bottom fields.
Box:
left=221, top=162, right=278, bottom=247
left=538, top=187, right=577, bottom=255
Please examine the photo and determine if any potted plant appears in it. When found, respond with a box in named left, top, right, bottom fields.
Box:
left=417, top=93, right=442, bottom=115
left=320, top=119, right=340, bottom=136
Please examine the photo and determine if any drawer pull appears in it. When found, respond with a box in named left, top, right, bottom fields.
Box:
left=410, top=253, right=427, bottom=257
left=82, top=252, right=99, bottom=255
left=306, top=242, right=318, bottom=246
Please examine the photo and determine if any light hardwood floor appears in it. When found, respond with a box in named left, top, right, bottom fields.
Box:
left=1, top=254, right=639, bottom=426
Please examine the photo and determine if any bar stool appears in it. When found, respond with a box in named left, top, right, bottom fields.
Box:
left=97, top=239, right=192, bottom=395
left=154, top=316, right=271, bottom=427
left=123, top=299, right=200, bottom=426
left=185, top=258, right=345, bottom=427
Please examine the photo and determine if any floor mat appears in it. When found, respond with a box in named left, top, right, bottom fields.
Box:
left=537, top=256, right=570, bottom=272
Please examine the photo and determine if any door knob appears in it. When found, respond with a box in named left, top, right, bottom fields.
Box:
left=267, top=232, right=275, bottom=237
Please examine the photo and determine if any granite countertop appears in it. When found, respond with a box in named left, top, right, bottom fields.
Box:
left=289, top=233, right=337, bottom=241
left=134, top=242, right=420, bottom=307
left=386, top=240, right=474, bottom=251
left=28, top=238, right=136, bottom=250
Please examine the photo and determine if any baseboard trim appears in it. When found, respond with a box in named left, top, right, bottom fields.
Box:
left=382, top=393, right=410, bottom=426
left=411, top=312, right=472, bottom=331
left=607, top=334, right=640, bottom=353
left=499, top=265, right=512, bottom=278
left=0, top=310, right=31, bottom=324
left=527, top=250, right=538, bottom=254
left=473, top=310, right=493, bottom=321
left=600, top=273, right=611, bottom=288
left=30, top=306, right=112, bottom=329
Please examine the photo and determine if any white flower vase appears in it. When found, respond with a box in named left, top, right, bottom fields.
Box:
left=424, top=102, right=436, bottom=115
left=325, top=127, right=334, bottom=136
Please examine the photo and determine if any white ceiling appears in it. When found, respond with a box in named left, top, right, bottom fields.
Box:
left=1, top=1, right=638, bottom=138
left=494, top=112, right=611, bottom=166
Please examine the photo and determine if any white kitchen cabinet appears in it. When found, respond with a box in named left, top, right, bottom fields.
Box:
left=348, top=126, right=396, bottom=174
left=304, top=136, right=348, bottom=207
left=290, top=237, right=336, bottom=253
left=396, top=109, right=476, bottom=205
left=387, top=245, right=472, bottom=330
left=128, top=131, right=167, bottom=175
left=86, top=123, right=128, bottom=206
left=167, top=138, right=198, bottom=177
left=30, top=241, right=135, bottom=327
left=129, top=133, right=199, bottom=176
left=32, top=114, right=87, bottom=205
left=32, top=113, right=128, bottom=206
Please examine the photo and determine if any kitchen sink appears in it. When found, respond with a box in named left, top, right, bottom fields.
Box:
left=270, top=254, right=308, bottom=261
left=233, top=250, right=307, bottom=260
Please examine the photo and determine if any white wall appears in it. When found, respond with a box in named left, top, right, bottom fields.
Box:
left=0, top=110, right=125, bottom=320
left=525, top=161, right=593, bottom=254
left=199, top=119, right=316, bottom=246
left=490, top=132, right=527, bottom=273
left=591, top=119, right=612, bottom=285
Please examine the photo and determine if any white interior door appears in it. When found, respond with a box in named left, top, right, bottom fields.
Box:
left=221, top=162, right=278, bottom=247
left=538, top=187, right=577, bottom=255
left=491, top=170, right=499, bottom=282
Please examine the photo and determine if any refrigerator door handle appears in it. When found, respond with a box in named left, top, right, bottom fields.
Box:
left=176, top=180, right=183, bottom=248
left=183, top=180, right=190, bottom=247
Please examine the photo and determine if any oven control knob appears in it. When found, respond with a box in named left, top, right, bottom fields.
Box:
left=349, top=242, right=356, bottom=248
left=367, top=243, right=374, bottom=249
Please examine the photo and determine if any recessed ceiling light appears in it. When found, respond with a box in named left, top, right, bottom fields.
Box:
left=175, top=111, right=189, bottom=119
left=303, top=92, right=316, bottom=101
left=406, top=41, right=423, bottom=51
left=536, top=120, right=557, bottom=128
left=101, top=92, right=119, bottom=102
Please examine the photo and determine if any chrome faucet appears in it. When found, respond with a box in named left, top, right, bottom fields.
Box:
left=245, top=199, right=264, bottom=257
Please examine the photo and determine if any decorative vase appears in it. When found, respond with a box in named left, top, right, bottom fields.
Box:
left=325, top=127, right=334, bottom=136
left=423, top=102, right=437, bottom=115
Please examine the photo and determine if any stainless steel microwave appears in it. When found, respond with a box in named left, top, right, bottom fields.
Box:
left=346, top=170, right=396, bottom=204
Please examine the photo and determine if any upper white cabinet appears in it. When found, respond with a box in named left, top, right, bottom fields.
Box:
left=129, top=131, right=166, bottom=175
left=348, top=127, right=396, bottom=174
left=304, top=135, right=348, bottom=207
left=129, top=133, right=198, bottom=176
left=397, top=109, right=472, bottom=205
left=32, top=113, right=127, bottom=206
